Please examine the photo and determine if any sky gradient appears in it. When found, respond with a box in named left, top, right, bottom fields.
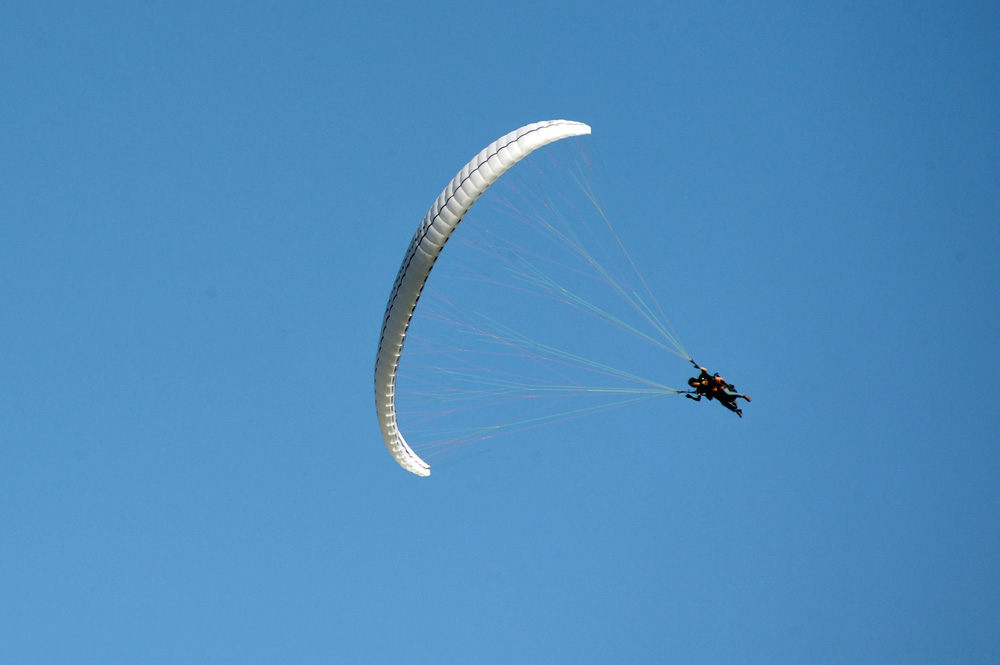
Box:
left=2, top=2, right=998, bottom=663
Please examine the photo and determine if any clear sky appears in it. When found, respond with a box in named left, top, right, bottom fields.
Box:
left=2, top=2, right=998, bottom=663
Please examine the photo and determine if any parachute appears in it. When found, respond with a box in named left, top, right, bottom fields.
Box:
left=375, top=120, right=592, bottom=476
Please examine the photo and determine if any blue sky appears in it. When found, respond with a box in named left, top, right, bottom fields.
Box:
left=2, top=2, right=998, bottom=663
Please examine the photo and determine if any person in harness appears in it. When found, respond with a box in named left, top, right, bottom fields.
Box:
left=685, top=361, right=751, bottom=417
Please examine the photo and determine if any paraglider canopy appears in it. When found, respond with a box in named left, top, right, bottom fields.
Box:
left=374, top=120, right=592, bottom=476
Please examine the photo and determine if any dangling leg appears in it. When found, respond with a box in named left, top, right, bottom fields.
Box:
left=718, top=398, right=741, bottom=415
left=720, top=386, right=751, bottom=402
